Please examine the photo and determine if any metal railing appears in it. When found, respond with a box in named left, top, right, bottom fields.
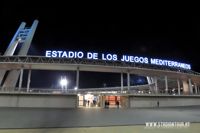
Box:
left=1, top=85, right=199, bottom=96
left=0, top=84, right=153, bottom=94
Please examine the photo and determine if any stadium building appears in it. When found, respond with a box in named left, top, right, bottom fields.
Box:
left=1, top=20, right=200, bottom=109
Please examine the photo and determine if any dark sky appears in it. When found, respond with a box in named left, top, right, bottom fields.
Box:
left=1, top=5, right=200, bottom=88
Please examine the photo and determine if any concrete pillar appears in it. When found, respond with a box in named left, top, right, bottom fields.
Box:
left=4, top=22, right=26, bottom=56
left=182, top=80, right=189, bottom=95
left=121, top=72, right=123, bottom=92
left=2, top=20, right=39, bottom=89
left=165, top=76, right=168, bottom=94
left=121, top=96, right=129, bottom=109
left=188, top=79, right=193, bottom=95
left=194, top=83, right=198, bottom=95
left=0, top=22, right=26, bottom=86
left=127, top=72, right=130, bottom=91
left=18, top=20, right=39, bottom=55
left=102, top=96, right=106, bottom=108
left=27, top=69, right=32, bottom=92
left=177, top=79, right=181, bottom=95
left=18, top=69, right=24, bottom=91
left=76, top=67, right=79, bottom=90
left=198, top=86, right=200, bottom=94
left=154, top=77, right=158, bottom=94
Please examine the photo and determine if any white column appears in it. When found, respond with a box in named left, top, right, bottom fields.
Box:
left=127, top=72, right=130, bottom=91
left=147, top=76, right=153, bottom=92
left=147, top=76, right=151, bottom=84
left=177, top=79, right=181, bottom=95
left=121, top=72, right=123, bottom=92
left=188, top=79, right=193, bottom=94
left=165, top=76, right=168, bottom=94
left=150, top=77, right=154, bottom=84
left=182, top=80, right=189, bottom=95
left=154, top=77, right=158, bottom=94
left=27, top=69, right=32, bottom=92
left=76, top=67, right=79, bottom=90
left=18, top=69, right=24, bottom=91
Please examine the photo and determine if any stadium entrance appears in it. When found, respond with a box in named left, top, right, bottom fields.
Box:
left=77, top=94, right=129, bottom=109
left=104, top=96, right=120, bottom=108
left=103, top=95, right=129, bottom=108
left=78, top=94, right=101, bottom=108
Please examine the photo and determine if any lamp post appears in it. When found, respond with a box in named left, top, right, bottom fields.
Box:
left=60, top=76, right=68, bottom=92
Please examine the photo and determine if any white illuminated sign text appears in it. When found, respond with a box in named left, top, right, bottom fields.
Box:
left=45, top=50, right=191, bottom=70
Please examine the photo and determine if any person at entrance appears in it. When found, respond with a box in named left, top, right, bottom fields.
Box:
left=105, top=100, right=109, bottom=109
left=157, top=101, right=159, bottom=107
left=104, top=100, right=107, bottom=108
left=116, top=100, right=120, bottom=109
left=93, top=99, right=96, bottom=106
left=87, top=100, right=90, bottom=107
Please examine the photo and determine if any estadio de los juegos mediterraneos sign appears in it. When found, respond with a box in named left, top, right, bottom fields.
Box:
left=45, top=50, right=191, bottom=70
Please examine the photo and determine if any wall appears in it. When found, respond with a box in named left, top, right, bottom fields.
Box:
left=129, top=95, right=200, bottom=108
left=0, top=93, right=77, bottom=108
left=1, top=93, right=200, bottom=108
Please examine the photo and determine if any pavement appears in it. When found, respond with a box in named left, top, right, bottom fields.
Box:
left=0, top=123, right=199, bottom=133
left=0, top=106, right=200, bottom=129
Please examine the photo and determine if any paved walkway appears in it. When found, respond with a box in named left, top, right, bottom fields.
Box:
left=0, top=106, right=200, bottom=128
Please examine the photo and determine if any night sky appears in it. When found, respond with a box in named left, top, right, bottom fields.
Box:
left=1, top=5, right=200, bottom=89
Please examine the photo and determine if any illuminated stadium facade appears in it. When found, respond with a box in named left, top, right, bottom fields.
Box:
left=1, top=20, right=200, bottom=108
